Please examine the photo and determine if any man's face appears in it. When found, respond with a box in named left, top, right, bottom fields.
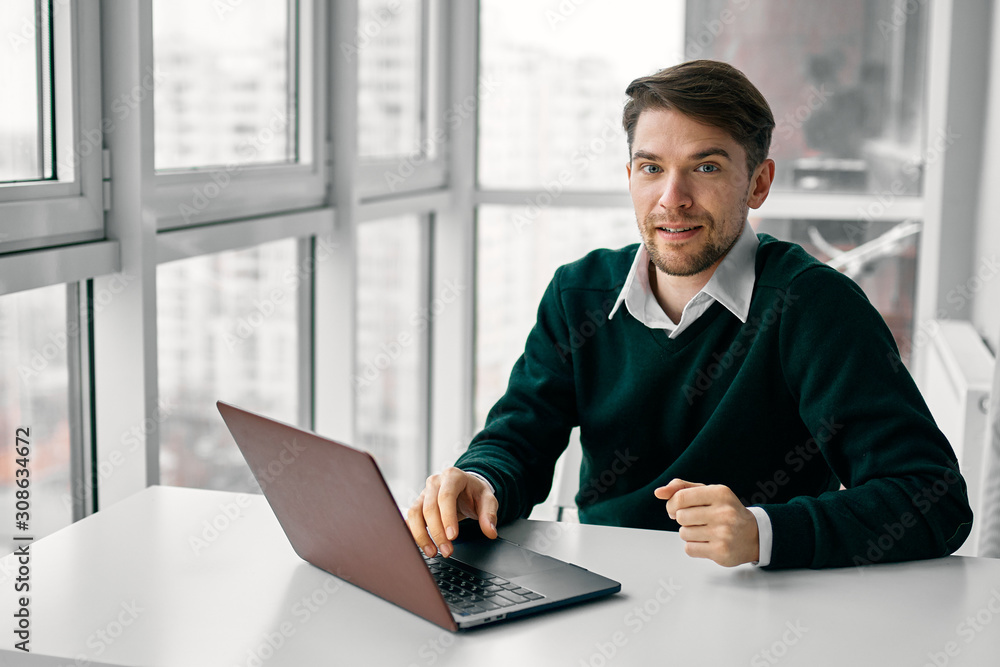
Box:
left=626, top=107, right=772, bottom=278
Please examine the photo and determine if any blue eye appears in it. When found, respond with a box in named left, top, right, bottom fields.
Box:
left=695, top=164, right=719, bottom=173
left=641, top=164, right=660, bottom=174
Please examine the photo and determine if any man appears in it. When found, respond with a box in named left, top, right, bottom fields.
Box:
left=406, top=60, right=972, bottom=569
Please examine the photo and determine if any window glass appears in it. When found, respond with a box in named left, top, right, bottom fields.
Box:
left=475, top=206, right=639, bottom=427
left=157, top=239, right=299, bottom=492
left=356, top=0, right=424, bottom=160
left=478, top=0, right=685, bottom=190
left=0, top=0, right=53, bottom=183
left=356, top=216, right=426, bottom=501
left=0, top=284, right=72, bottom=551
left=684, top=0, right=928, bottom=195
left=153, top=0, right=295, bottom=171
left=752, top=216, right=918, bottom=365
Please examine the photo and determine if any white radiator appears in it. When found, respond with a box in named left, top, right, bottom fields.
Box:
left=920, top=320, right=994, bottom=557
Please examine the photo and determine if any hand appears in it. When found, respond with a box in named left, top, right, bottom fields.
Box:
left=654, top=479, right=760, bottom=567
left=406, top=467, right=499, bottom=558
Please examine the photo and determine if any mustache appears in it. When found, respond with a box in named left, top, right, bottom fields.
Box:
left=644, top=211, right=711, bottom=227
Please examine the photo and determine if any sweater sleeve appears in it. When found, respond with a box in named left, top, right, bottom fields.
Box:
left=761, top=266, right=973, bottom=569
left=455, top=267, right=578, bottom=525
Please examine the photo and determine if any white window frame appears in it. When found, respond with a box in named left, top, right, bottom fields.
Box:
left=145, top=0, right=329, bottom=231
left=0, top=0, right=105, bottom=254
left=355, top=0, right=449, bottom=201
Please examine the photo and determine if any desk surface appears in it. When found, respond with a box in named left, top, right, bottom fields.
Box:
left=1, top=485, right=999, bottom=666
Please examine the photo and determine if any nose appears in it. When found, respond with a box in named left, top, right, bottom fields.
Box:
left=656, top=172, right=693, bottom=211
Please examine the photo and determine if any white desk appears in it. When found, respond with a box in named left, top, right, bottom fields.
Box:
left=1, top=486, right=999, bottom=666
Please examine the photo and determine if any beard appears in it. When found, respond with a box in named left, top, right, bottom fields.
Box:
left=639, top=204, right=748, bottom=278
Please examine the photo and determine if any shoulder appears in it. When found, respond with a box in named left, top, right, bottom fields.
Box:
left=754, top=233, right=867, bottom=301
left=553, top=244, right=639, bottom=294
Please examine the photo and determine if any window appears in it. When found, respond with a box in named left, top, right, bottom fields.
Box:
left=356, top=0, right=424, bottom=160
left=475, top=206, right=638, bottom=426
left=0, top=0, right=104, bottom=254
left=0, top=0, right=53, bottom=183
left=149, top=0, right=325, bottom=230
left=356, top=215, right=428, bottom=501
left=0, top=285, right=73, bottom=548
left=685, top=0, right=928, bottom=195
left=752, top=216, right=919, bottom=364
left=157, top=239, right=300, bottom=493
left=153, top=0, right=296, bottom=171
left=478, top=0, right=684, bottom=191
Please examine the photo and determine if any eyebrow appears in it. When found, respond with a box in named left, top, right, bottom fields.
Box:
left=630, top=147, right=733, bottom=162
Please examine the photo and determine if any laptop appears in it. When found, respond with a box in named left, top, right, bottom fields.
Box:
left=216, top=401, right=621, bottom=631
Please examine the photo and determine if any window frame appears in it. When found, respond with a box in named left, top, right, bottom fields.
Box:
left=0, top=0, right=105, bottom=255
left=146, top=0, right=329, bottom=231
left=355, top=0, right=449, bottom=201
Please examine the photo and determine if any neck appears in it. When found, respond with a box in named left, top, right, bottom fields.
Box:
left=648, top=261, right=719, bottom=324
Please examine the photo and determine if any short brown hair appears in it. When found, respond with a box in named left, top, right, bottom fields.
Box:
left=622, top=60, right=775, bottom=177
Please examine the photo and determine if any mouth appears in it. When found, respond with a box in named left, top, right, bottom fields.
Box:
left=654, top=224, right=703, bottom=241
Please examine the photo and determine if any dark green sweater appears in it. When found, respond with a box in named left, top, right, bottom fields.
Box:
left=457, top=234, right=973, bottom=569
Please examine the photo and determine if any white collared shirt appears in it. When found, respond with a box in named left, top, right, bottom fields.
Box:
left=607, top=220, right=772, bottom=566
left=608, top=218, right=759, bottom=337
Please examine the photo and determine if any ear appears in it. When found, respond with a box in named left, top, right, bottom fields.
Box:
left=747, top=158, right=775, bottom=209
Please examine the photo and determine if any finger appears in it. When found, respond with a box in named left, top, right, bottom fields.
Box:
left=678, top=525, right=711, bottom=543
left=653, top=478, right=703, bottom=500
left=476, top=490, right=499, bottom=539
left=674, top=505, right=710, bottom=527
left=665, top=484, right=712, bottom=520
left=422, top=477, right=450, bottom=556
left=406, top=495, right=437, bottom=557
left=436, top=468, right=468, bottom=545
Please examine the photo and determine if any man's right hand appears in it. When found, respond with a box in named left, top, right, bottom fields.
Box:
left=406, top=467, right=499, bottom=558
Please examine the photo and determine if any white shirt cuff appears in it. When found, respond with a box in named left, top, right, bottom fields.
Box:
left=463, top=470, right=495, bottom=496
left=747, top=506, right=773, bottom=567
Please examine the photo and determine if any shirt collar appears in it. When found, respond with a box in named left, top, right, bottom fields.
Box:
left=608, top=221, right=759, bottom=324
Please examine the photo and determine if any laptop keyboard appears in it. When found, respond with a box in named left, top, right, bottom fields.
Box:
left=422, top=553, right=545, bottom=616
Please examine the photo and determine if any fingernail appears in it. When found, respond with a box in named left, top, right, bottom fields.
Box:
left=446, top=526, right=456, bottom=540
left=490, top=522, right=496, bottom=534
left=441, top=543, right=452, bottom=558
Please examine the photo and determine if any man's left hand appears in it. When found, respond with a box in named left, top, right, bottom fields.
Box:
left=654, top=479, right=760, bottom=567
